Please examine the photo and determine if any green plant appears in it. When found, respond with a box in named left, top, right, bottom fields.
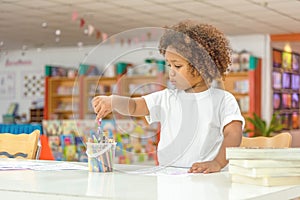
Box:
left=245, top=112, right=283, bottom=137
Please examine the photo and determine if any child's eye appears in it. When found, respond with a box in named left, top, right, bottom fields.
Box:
left=174, top=65, right=182, bottom=68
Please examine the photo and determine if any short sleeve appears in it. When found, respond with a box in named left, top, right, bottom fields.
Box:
left=220, top=92, right=245, bottom=131
left=142, top=90, right=166, bottom=124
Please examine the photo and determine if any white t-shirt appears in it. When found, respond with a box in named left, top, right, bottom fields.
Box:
left=142, top=87, right=245, bottom=168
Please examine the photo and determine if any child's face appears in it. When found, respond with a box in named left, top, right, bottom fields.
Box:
left=165, top=47, right=204, bottom=91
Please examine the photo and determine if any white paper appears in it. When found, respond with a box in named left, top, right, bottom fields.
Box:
left=0, top=160, right=87, bottom=171
left=124, top=166, right=190, bottom=176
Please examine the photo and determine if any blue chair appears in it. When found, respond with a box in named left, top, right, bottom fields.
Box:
left=0, top=124, right=43, bottom=135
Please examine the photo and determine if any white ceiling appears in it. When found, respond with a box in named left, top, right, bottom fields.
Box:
left=0, top=0, right=300, bottom=52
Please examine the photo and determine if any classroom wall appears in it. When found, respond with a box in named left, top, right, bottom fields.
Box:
left=0, top=34, right=271, bottom=123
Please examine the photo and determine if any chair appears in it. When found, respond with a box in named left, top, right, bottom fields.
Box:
left=240, top=132, right=292, bottom=148
left=0, top=129, right=40, bottom=159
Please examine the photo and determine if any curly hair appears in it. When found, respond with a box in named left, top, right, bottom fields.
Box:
left=159, top=20, right=232, bottom=83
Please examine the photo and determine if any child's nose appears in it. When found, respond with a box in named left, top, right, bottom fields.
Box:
left=169, top=69, right=176, bottom=77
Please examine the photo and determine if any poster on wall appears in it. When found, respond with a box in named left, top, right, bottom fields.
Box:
left=22, top=71, right=44, bottom=98
left=0, top=72, right=16, bottom=99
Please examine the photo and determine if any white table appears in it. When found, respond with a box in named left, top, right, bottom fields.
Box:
left=0, top=159, right=299, bottom=200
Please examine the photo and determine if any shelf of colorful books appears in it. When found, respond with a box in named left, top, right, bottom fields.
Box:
left=44, top=64, right=164, bottom=164
left=42, top=119, right=158, bottom=165
left=272, top=48, right=300, bottom=130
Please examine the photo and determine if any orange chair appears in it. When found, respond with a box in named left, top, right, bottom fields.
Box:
left=240, top=132, right=292, bottom=148
left=0, top=129, right=40, bottom=159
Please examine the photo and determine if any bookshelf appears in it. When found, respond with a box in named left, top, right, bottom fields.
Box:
left=46, top=77, right=79, bottom=120
left=43, top=63, right=166, bottom=164
left=81, top=76, right=117, bottom=119
left=224, top=71, right=250, bottom=116
left=272, top=48, right=300, bottom=130
left=223, top=56, right=262, bottom=134
left=44, top=63, right=167, bottom=120
left=44, top=65, right=79, bottom=120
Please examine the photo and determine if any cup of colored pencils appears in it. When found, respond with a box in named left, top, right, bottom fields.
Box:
left=86, top=119, right=116, bottom=172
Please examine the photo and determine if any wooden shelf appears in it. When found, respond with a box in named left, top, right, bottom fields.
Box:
left=223, top=58, right=262, bottom=132
left=53, top=110, right=75, bottom=113
left=231, top=92, right=249, bottom=96
left=226, top=71, right=248, bottom=77
left=82, top=76, right=117, bottom=119
left=46, top=77, right=79, bottom=119
left=52, top=94, right=76, bottom=98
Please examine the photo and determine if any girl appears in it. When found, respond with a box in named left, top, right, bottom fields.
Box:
left=92, top=20, right=244, bottom=173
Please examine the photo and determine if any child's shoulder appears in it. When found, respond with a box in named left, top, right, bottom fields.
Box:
left=210, top=87, right=235, bottom=99
left=143, top=88, right=172, bottom=98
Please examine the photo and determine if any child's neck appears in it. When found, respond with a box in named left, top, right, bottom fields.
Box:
left=184, top=82, right=208, bottom=93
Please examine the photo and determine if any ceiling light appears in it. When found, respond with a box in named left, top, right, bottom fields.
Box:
left=22, top=45, right=27, bottom=50
left=77, top=42, right=83, bottom=47
left=42, top=22, right=47, bottom=28
left=55, top=29, right=61, bottom=36
left=284, top=43, right=292, bottom=52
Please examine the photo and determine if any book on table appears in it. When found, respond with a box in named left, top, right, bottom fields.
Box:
left=226, top=147, right=300, bottom=160
left=227, top=147, right=300, bottom=186
left=231, top=174, right=300, bottom=187
left=229, top=164, right=300, bottom=177
left=229, top=159, right=300, bottom=168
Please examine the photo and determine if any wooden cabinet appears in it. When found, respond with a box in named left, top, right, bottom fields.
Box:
left=45, top=76, right=118, bottom=120
left=46, top=77, right=79, bottom=119
left=224, top=71, right=250, bottom=117
left=223, top=57, right=262, bottom=134
left=45, top=75, right=167, bottom=120
left=81, top=76, right=117, bottom=119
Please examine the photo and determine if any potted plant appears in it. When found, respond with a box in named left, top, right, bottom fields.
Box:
left=245, top=112, right=283, bottom=137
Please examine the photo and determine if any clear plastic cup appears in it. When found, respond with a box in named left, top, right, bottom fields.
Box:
left=86, top=142, right=116, bottom=172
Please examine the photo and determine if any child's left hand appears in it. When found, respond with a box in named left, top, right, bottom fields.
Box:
left=188, top=160, right=222, bottom=173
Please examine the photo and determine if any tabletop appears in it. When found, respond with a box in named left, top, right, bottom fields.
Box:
left=0, top=159, right=299, bottom=200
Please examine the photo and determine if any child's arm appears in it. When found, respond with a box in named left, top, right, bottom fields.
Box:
left=92, top=95, right=149, bottom=121
left=188, top=120, right=242, bottom=173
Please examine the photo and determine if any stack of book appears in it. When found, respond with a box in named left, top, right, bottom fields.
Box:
left=226, top=147, right=300, bottom=186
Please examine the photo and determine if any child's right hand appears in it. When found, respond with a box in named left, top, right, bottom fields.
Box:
left=92, top=95, right=113, bottom=121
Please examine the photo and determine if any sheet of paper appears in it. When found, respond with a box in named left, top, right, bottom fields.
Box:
left=32, top=162, right=88, bottom=170
left=124, top=166, right=190, bottom=176
left=0, top=160, right=87, bottom=171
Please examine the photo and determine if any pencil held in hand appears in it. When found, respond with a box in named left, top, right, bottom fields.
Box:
left=95, top=119, right=103, bottom=143
left=92, top=95, right=113, bottom=120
